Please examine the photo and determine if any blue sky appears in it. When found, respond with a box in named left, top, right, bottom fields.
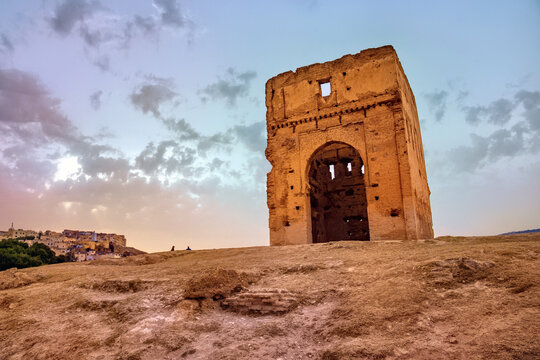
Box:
left=1, top=0, right=539, bottom=252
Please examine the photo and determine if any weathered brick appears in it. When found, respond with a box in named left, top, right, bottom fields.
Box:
left=265, top=45, right=433, bottom=245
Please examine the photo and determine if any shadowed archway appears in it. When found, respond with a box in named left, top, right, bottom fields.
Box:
left=308, top=142, right=369, bottom=243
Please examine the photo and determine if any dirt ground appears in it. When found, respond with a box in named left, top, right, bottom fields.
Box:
left=0, top=233, right=539, bottom=360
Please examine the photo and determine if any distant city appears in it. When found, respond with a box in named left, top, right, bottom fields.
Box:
left=0, top=223, right=129, bottom=262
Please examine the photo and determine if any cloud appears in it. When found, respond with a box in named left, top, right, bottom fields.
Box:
left=515, top=90, right=540, bottom=133
left=162, top=119, right=265, bottom=155
left=208, top=158, right=225, bottom=171
left=134, top=15, right=157, bottom=34
left=135, top=140, right=197, bottom=176
left=79, top=153, right=131, bottom=180
left=161, top=119, right=266, bottom=156
left=196, top=132, right=233, bottom=154
left=130, top=78, right=177, bottom=117
left=464, top=98, right=516, bottom=126
left=463, top=105, right=484, bottom=125
left=200, top=68, right=257, bottom=106
left=230, top=121, right=266, bottom=152
left=91, top=55, right=110, bottom=71
left=1, top=66, right=263, bottom=191
left=446, top=89, right=540, bottom=172
left=49, top=0, right=102, bottom=35
left=488, top=99, right=516, bottom=125
left=48, top=0, right=192, bottom=41
left=47, top=0, right=195, bottom=70
left=424, top=90, right=448, bottom=122
left=0, top=68, right=78, bottom=145
left=456, top=90, right=469, bottom=103
left=0, top=67, right=271, bottom=252
left=160, top=117, right=233, bottom=155
left=0, top=33, right=14, bottom=54
left=448, top=127, right=525, bottom=172
left=488, top=127, right=526, bottom=158
left=131, top=0, right=195, bottom=35
left=0, top=166, right=268, bottom=252
left=162, top=118, right=200, bottom=140
left=154, top=0, right=189, bottom=28
left=89, top=90, right=103, bottom=110
left=0, top=68, right=130, bottom=184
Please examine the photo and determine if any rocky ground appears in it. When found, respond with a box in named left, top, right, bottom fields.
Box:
left=0, top=233, right=539, bottom=360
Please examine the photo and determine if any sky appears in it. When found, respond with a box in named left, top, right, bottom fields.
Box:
left=0, top=0, right=539, bottom=252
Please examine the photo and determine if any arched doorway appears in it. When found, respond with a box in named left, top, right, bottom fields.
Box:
left=308, top=142, right=369, bottom=243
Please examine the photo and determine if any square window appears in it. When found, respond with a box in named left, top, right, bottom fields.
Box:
left=320, top=82, right=331, bottom=96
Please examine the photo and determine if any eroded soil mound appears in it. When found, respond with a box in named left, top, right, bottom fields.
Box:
left=184, top=268, right=255, bottom=300
left=422, top=257, right=495, bottom=286
left=81, top=279, right=148, bottom=293
left=0, top=268, right=39, bottom=290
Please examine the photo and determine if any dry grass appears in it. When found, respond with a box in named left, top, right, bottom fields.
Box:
left=0, top=233, right=539, bottom=359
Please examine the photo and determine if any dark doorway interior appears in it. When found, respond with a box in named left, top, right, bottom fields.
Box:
left=308, top=142, right=369, bottom=243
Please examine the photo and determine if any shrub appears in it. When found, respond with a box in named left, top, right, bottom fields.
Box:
left=0, top=239, right=65, bottom=270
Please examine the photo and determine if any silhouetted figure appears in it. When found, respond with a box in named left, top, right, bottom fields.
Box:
left=171, top=245, right=175, bottom=251
left=186, top=246, right=191, bottom=250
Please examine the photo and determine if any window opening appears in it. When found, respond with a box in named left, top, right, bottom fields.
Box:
left=329, top=164, right=335, bottom=179
left=320, top=82, right=331, bottom=97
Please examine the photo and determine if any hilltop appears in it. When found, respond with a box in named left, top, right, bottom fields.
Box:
left=1, top=233, right=539, bottom=360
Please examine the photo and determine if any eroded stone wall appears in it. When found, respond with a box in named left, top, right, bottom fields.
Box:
left=265, top=45, right=433, bottom=245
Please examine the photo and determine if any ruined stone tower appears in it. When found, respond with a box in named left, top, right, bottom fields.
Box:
left=265, top=45, right=433, bottom=245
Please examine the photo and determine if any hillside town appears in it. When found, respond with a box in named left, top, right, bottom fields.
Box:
left=0, top=223, right=134, bottom=262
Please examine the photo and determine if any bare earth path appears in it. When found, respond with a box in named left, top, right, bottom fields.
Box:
left=1, top=234, right=539, bottom=359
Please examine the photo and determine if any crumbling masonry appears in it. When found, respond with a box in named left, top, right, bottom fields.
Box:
left=265, top=46, right=434, bottom=245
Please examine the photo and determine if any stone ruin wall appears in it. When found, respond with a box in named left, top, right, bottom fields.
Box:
left=265, top=45, right=434, bottom=245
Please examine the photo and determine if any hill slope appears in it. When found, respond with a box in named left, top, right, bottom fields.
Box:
left=1, top=234, right=539, bottom=360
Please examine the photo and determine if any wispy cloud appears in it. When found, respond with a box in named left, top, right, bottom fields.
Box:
left=130, top=77, right=178, bottom=117
left=0, top=68, right=127, bottom=183
left=89, top=90, right=103, bottom=110
left=424, top=90, right=448, bottom=122
left=47, top=0, right=196, bottom=70
left=446, top=89, right=540, bottom=172
left=154, top=0, right=191, bottom=28
left=0, top=33, right=14, bottom=54
left=464, top=98, right=515, bottom=126
left=49, top=0, right=102, bottom=35
left=200, top=68, right=257, bottom=106
left=230, top=121, right=266, bottom=153
left=135, top=140, right=197, bottom=177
